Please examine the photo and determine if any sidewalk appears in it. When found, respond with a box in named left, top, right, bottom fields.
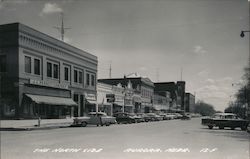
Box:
left=0, top=118, right=74, bottom=131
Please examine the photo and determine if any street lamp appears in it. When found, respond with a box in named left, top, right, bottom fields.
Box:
left=240, top=30, right=250, bottom=38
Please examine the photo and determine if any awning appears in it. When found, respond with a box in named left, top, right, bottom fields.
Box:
left=86, top=99, right=96, bottom=105
left=26, top=94, right=77, bottom=106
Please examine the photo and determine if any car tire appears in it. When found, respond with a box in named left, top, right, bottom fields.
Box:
left=230, top=127, right=235, bottom=130
left=81, top=122, right=87, bottom=127
left=208, top=125, right=213, bottom=129
left=106, top=122, right=110, bottom=126
left=241, top=126, right=247, bottom=131
left=219, top=126, right=224, bottom=129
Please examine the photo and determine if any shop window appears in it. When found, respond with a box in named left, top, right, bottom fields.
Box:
left=91, top=74, right=95, bottom=86
left=25, top=56, right=31, bottom=73
left=47, top=62, right=52, bottom=77
left=0, top=55, right=6, bottom=72
left=34, top=58, right=41, bottom=75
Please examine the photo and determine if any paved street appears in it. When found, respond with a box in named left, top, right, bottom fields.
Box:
left=1, top=118, right=249, bottom=159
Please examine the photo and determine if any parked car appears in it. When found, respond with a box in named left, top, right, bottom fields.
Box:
left=146, top=113, right=163, bottom=121
left=201, top=113, right=249, bottom=130
left=113, top=112, right=136, bottom=124
left=136, top=113, right=151, bottom=122
left=72, top=112, right=116, bottom=127
left=180, top=114, right=191, bottom=120
left=165, top=113, right=176, bottom=120
left=247, top=123, right=250, bottom=133
left=129, top=113, right=145, bottom=123
left=158, top=114, right=171, bottom=120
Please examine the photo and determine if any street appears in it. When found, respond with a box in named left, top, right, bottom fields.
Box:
left=1, top=118, right=249, bottom=159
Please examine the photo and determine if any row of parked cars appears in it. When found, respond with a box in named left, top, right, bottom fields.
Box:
left=72, top=112, right=192, bottom=127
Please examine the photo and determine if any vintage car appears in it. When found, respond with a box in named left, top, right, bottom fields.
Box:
left=180, top=114, right=191, bottom=120
left=146, top=113, right=164, bottom=121
left=136, top=113, right=151, bottom=122
left=129, top=113, right=145, bottom=123
left=113, top=112, right=137, bottom=124
left=201, top=113, right=249, bottom=130
left=72, top=112, right=116, bottom=127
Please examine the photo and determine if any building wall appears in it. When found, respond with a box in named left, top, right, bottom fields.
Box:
left=185, top=93, right=195, bottom=113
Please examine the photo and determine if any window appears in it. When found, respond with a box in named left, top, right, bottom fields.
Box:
left=91, top=74, right=95, bottom=86
left=47, top=62, right=52, bottom=77
left=64, top=67, right=69, bottom=81
left=79, top=71, right=83, bottom=84
left=34, top=59, right=40, bottom=75
left=74, top=70, right=78, bottom=83
left=53, top=64, right=59, bottom=79
left=0, top=55, right=6, bottom=72
left=86, top=73, right=90, bottom=86
left=25, top=56, right=31, bottom=73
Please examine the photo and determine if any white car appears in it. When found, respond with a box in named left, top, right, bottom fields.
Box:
left=72, top=112, right=116, bottom=127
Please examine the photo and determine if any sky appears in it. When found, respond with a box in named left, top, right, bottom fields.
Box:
left=0, top=0, right=249, bottom=111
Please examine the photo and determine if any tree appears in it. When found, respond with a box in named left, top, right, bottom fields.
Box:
left=194, top=100, right=216, bottom=116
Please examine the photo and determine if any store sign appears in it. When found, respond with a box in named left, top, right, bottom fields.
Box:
left=29, top=79, right=68, bottom=89
left=106, top=94, right=115, bottom=103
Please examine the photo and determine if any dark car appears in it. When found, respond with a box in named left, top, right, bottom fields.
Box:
left=113, top=112, right=136, bottom=124
left=180, top=114, right=191, bottom=120
left=202, top=113, right=249, bottom=130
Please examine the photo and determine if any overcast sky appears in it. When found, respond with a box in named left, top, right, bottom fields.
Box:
left=0, top=0, right=249, bottom=111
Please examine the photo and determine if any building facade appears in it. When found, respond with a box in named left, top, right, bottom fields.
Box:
left=0, top=23, right=97, bottom=119
left=184, top=93, right=195, bottom=113
left=98, top=76, right=154, bottom=113
left=154, top=81, right=186, bottom=113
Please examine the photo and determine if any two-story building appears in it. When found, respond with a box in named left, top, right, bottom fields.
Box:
left=0, top=23, right=97, bottom=119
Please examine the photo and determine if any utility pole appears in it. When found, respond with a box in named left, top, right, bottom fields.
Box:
left=109, top=61, right=112, bottom=78
left=180, top=67, right=183, bottom=81
left=54, top=12, right=71, bottom=41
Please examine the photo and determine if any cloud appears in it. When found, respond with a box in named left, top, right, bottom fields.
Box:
left=138, top=66, right=147, bottom=71
left=40, top=3, right=62, bottom=16
left=193, top=45, right=206, bottom=55
left=197, top=70, right=209, bottom=77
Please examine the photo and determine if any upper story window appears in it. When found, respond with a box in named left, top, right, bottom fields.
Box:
left=86, top=73, right=90, bottom=86
left=91, top=74, right=95, bottom=86
left=64, top=66, right=70, bottom=81
left=74, top=68, right=83, bottom=84
left=47, top=62, right=52, bottom=77
left=53, top=64, right=59, bottom=79
left=47, top=61, right=59, bottom=79
left=0, top=55, right=6, bottom=72
left=25, top=56, right=31, bottom=73
left=79, top=71, right=83, bottom=84
left=74, top=70, right=78, bottom=83
left=34, top=58, right=41, bottom=75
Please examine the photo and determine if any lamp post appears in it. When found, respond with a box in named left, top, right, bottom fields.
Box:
left=240, top=31, right=250, bottom=38
left=240, top=30, right=250, bottom=120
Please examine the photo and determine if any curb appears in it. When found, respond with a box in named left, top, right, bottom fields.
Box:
left=0, top=125, right=70, bottom=131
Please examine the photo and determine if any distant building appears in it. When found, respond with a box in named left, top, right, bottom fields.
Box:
left=153, top=92, right=170, bottom=113
left=154, top=81, right=186, bottom=112
left=0, top=23, right=97, bottom=119
left=184, top=93, right=195, bottom=113
left=98, top=76, right=154, bottom=113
